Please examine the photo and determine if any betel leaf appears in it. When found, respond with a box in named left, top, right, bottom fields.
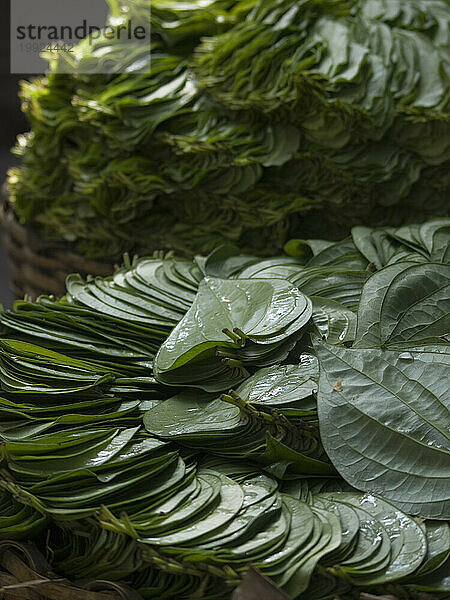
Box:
left=235, top=258, right=305, bottom=282
left=414, top=521, right=450, bottom=577
left=351, top=222, right=450, bottom=270
left=138, top=471, right=245, bottom=546
left=195, top=244, right=258, bottom=279
left=280, top=506, right=342, bottom=596
left=143, top=391, right=332, bottom=477
left=0, top=220, right=449, bottom=598
left=420, top=219, right=450, bottom=263
left=291, top=268, right=369, bottom=311
left=143, top=392, right=241, bottom=440
left=354, top=262, right=450, bottom=347
left=325, top=492, right=427, bottom=584
left=315, top=340, right=450, bottom=519
left=258, top=433, right=336, bottom=478
left=377, top=263, right=450, bottom=344
left=154, top=277, right=312, bottom=390
left=353, top=262, right=415, bottom=348
left=351, top=226, right=389, bottom=270
left=233, top=357, right=318, bottom=412
left=11, top=0, right=450, bottom=261
left=284, top=239, right=335, bottom=261
left=310, top=297, right=357, bottom=345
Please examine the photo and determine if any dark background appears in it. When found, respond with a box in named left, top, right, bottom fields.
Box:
left=1, top=2, right=29, bottom=307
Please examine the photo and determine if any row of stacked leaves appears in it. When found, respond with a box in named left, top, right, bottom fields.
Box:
left=8, top=0, right=450, bottom=259
left=0, top=219, right=449, bottom=599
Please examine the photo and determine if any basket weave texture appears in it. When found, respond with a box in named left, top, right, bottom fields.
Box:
left=0, top=198, right=114, bottom=300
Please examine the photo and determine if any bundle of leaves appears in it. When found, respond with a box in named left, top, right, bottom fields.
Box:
left=8, top=0, right=450, bottom=259
left=0, top=218, right=449, bottom=599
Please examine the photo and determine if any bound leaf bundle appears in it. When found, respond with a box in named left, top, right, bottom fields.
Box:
left=0, top=219, right=449, bottom=598
left=8, top=0, right=450, bottom=259
left=154, top=277, right=313, bottom=390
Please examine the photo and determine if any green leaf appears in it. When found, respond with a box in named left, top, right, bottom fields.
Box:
left=154, top=277, right=312, bottom=390
left=325, top=492, right=427, bottom=584
left=355, top=263, right=450, bottom=347
left=143, top=392, right=241, bottom=439
left=234, top=358, right=318, bottom=412
left=315, top=340, right=450, bottom=518
left=310, top=297, right=357, bottom=344
left=258, top=433, right=336, bottom=477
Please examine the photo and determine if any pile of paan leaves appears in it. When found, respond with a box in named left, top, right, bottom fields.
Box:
left=0, top=219, right=449, bottom=599
left=8, top=0, right=450, bottom=259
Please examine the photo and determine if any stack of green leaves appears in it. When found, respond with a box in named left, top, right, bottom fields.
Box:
left=154, top=277, right=313, bottom=390
left=8, top=0, right=450, bottom=259
left=0, top=219, right=449, bottom=599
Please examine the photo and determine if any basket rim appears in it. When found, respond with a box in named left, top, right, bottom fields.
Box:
left=0, top=192, right=114, bottom=275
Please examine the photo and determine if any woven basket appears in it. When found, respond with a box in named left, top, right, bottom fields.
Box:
left=0, top=198, right=114, bottom=300
left=0, top=541, right=143, bottom=600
